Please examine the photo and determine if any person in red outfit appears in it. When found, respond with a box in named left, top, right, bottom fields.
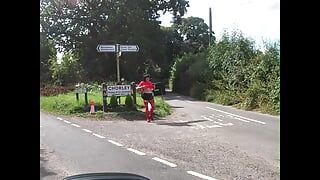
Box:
left=136, top=74, right=155, bottom=122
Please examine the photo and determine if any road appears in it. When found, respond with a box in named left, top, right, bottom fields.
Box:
left=163, top=93, right=280, bottom=168
left=40, top=93, right=280, bottom=180
left=40, top=112, right=198, bottom=180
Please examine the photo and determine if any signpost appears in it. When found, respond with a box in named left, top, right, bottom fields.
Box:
left=96, top=45, right=116, bottom=52
left=74, top=85, right=88, bottom=105
left=106, top=85, right=131, bottom=96
left=102, top=83, right=137, bottom=112
left=120, top=45, right=139, bottom=52
left=97, top=43, right=139, bottom=82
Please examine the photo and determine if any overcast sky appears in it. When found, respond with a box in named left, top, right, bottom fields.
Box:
left=159, top=0, right=280, bottom=48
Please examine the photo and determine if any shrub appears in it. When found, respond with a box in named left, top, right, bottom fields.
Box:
left=189, top=82, right=206, bottom=100
left=169, top=51, right=209, bottom=96
left=49, top=52, right=86, bottom=85
left=96, top=111, right=104, bottom=119
left=125, top=95, right=135, bottom=110
left=109, top=95, right=118, bottom=108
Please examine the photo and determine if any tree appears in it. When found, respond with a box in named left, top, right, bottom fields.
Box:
left=40, top=32, right=55, bottom=84
left=162, top=26, right=183, bottom=60
left=49, top=51, right=86, bottom=85
left=176, top=17, right=214, bottom=54
left=40, top=0, right=190, bottom=82
left=207, top=30, right=256, bottom=91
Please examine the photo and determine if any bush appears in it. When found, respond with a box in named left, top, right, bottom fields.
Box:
left=242, top=82, right=263, bottom=110
left=49, top=52, right=86, bottom=85
left=96, top=111, right=104, bottom=119
left=40, top=85, right=75, bottom=96
left=125, top=95, right=135, bottom=110
left=189, top=82, right=206, bottom=100
left=169, top=51, right=209, bottom=96
left=204, top=88, right=241, bottom=106
left=154, top=98, right=172, bottom=117
left=83, top=83, right=102, bottom=92
left=109, top=95, right=118, bottom=108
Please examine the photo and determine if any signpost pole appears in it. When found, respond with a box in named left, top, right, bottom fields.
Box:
left=102, top=83, right=107, bottom=112
left=96, top=44, right=139, bottom=98
left=116, top=52, right=120, bottom=83
left=84, top=92, right=88, bottom=106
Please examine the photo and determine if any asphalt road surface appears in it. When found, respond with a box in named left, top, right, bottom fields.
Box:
left=163, top=93, right=280, bottom=168
left=40, top=93, right=280, bottom=180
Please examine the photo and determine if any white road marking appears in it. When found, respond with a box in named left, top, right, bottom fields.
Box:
left=213, top=121, right=234, bottom=126
left=226, top=114, right=249, bottom=122
left=206, top=125, right=222, bottom=128
left=187, top=171, right=218, bottom=180
left=92, top=133, right=105, bottom=139
left=152, top=157, right=177, bottom=168
left=127, top=148, right=146, bottom=156
left=57, top=117, right=63, bottom=120
left=108, top=140, right=123, bottom=147
left=194, top=123, right=205, bottom=129
left=208, top=115, right=223, bottom=121
left=178, top=120, right=188, bottom=123
left=71, top=124, right=80, bottom=128
left=82, top=129, right=92, bottom=133
left=201, top=116, right=214, bottom=122
left=186, top=100, right=195, bottom=103
left=63, top=120, right=71, bottom=124
left=206, top=107, right=266, bottom=124
left=234, top=117, right=250, bottom=123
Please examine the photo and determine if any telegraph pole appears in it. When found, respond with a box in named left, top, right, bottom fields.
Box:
left=209, top=7, right=213, bottom=46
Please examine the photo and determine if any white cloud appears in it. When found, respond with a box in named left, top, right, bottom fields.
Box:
left=159, top=0, right=280, bottom=47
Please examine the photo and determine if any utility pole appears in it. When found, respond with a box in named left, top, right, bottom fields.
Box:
left=209, top=7, right=213, bottom=47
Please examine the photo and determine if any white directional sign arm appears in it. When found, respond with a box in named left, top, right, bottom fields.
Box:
left=97, top=44, right=139, bottom=53
left=97, top=45, right=116, bottom=52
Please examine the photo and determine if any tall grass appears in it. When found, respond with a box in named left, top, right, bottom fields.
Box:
left=40, top=91, right=171, bottom=117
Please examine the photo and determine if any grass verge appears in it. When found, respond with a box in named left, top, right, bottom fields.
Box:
left=40, top=92, right=171, bottom=118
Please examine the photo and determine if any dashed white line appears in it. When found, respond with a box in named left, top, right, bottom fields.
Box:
left=216, top=114, right=224, bottom=118
left=206, top=125, right=222, bottom=128
left=57, top=117, right=63, bottom=120
left=213, top=121, right=234, bottom=126
left=92, top=133, right=105, bottom=139
left=127, top=148, right=146, bottom=156
left=194, top=123, right=205, bottom=129
left=63, top=120, right=71, bottom=124
left=108, top=140, right=123, bottom=147
left=186, top=100, right=196, bottom=104
left=201, top=116, right=214, bottom=122
left=82, top=129, right=92, bottom=133
left=187, top=171, right=218, bottom=180
left=71, top=123, right=80, bottom=128
left=178, top=120, right=188, bottom=123
left=152, top=157, right=177, bottom=168
left=206, top=107, right=266, bottom=124
left=234, top=117, right=250, bottom=123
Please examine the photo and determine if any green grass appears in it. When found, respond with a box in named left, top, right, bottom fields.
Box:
left=40, top=92, right=171, bottom=118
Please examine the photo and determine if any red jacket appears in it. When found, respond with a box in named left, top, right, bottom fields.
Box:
left=138, top=81, right=155, bottom=91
